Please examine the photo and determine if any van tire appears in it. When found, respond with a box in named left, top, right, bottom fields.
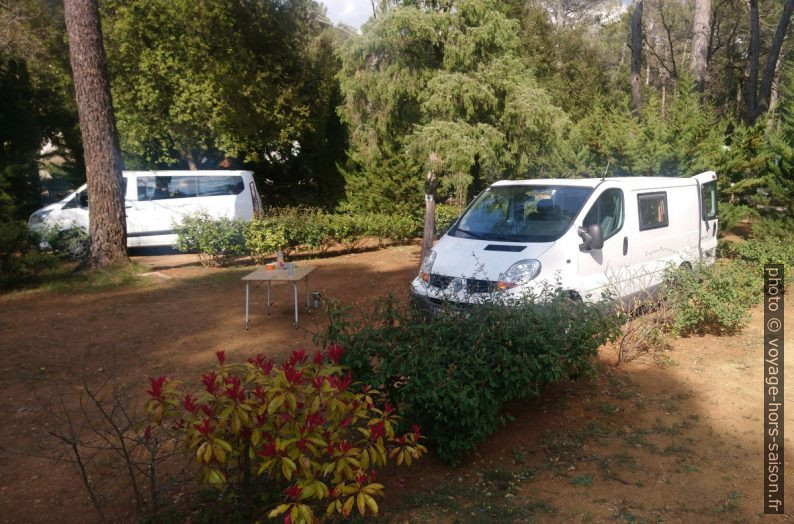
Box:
left=57, top=229, right=90, bottom=261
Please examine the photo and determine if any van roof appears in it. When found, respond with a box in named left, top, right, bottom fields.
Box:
left=121, top=170, right=252, bottom=177
left=491, top=176, right=698, bottom=189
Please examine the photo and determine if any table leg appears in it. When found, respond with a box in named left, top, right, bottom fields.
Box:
left=293, top=282, right=299, bottom=324
left=245, top=281, right=249, bottom=330
left=267, top=280, right=271, bottom=315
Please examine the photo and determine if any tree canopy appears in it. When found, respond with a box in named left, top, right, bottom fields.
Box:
left=2, top=0, right=794, bottom=220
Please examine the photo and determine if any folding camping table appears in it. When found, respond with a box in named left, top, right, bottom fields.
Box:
left=242, top=265, right=316, bottom=328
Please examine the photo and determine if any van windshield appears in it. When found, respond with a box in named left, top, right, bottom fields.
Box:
left=450, top=185, right=593, bottom=242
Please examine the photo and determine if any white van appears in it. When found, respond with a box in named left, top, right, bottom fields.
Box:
left=412, top=171, right=719, bottom=307
left=28, top=170, right=262, bottom=248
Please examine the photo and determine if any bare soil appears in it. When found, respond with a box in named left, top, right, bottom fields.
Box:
left=0, top=243, right=791, bottom=522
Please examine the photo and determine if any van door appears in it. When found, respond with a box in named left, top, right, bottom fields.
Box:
left=700, top=180, right=718, bottom=261
left=126, top=175, right=198, bottom=246
left=55, top=188, right=90, bottom=231
left=576, top=187, right=631, bottom=300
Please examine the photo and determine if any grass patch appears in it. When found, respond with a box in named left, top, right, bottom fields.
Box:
left=9, top=261, right=152, bottom=295
left=599, top=402, right=620, bottom=415
left=571, top=474, right=594, bottom=487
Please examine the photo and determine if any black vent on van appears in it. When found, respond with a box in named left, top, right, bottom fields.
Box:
left=483, top=244, right=526, bottom=252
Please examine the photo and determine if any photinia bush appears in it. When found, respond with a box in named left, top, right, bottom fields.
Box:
left=145, top=346, right=425, bottom=523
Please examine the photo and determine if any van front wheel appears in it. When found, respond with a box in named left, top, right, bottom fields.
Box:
left=57, top=228, right=90, bottom=261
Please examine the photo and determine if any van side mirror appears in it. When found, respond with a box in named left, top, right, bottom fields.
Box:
left=578, top=224, right=604, bottom=251
left=79, top=192, right=88, bottom=208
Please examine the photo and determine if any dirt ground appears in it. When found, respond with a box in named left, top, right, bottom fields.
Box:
left=0, top=243, right=791, bottom=522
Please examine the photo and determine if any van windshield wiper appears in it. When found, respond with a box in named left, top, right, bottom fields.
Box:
left=455, top=228, right=488, bottom=240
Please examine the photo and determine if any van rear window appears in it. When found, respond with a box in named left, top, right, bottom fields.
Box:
left=137, top=176, right=244, bottom=200
left=637, top=192, right=669, bottom=230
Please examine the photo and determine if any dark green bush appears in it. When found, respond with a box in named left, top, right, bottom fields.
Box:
left=173, top=211, right=247, bottom=266
left=318, top=289, right=621, bottom=465
left=663, top=261, right=761, bottom=336
left=747, top=215, right=794, bottom=241
left=0, top=220, right=58, bottom=290
left=717, top=203, right=758, bottom=235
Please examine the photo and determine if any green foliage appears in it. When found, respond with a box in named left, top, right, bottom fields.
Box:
left=435, top=204, right=460, bottom=237
left=245, top=208, right=422, bottom=261
left=0, top=220, right=59, bottom=290
left=0, top=3, right=85, bottom=218
left=723, top=237, right=794, bottom=280
left=569, top=78, right=726, bottom=178
left=748, top=215, right=794, bottom=240
left=0, top=56, right=43, bottom=219
left=173, top=212, right=247, bottom=267
left=102, top=0, right=347, bottom=206
left=146, top=348, right=426, bottom=522
left=663, top=261, right=761, bottom=336
left=319, top=289, right=621, bottom=465
left=338, top=0, right=571, bottom=214
left=717, top=203, right=759, bottom=234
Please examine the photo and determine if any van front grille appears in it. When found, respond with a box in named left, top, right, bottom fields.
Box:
left=428, top=274, right=497, bottom=294
left=428, top=274, right=454, bottom=289
left=466, top=279, right=497, bottom=294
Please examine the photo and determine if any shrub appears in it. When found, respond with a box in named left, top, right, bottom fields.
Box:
left=722, top=234, right=794, bottom=280
left=173, top=211, right=247, bottom=266
left=747, top=215, right=794, bottom=241
left=0, top=220, right=58, bottom=290
left=435, top=204, right=460, bottom=237
left=245, top=216, right=292, bottom=262
left=146, top=348, right=426, bottom=523
left=717, top=203, right=758, bottom=234
left=663, top=260, right=761, bottom=336
left=319, top=289, right=621, bottom=465
left=39, top=224, right=90, bottom=261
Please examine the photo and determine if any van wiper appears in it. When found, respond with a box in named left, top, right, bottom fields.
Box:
left=455, top=228, right=488, bottom=240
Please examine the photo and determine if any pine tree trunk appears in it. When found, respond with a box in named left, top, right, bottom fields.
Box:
left=747, top=0, right=760, bottom=122
left=690, top=0, right=711, bottom=91
left=420, top=170, right=437, bottom=269
left=64, top=0, right=127, bottom=267
left=756, top=0, right=794, bottom=119
left=630, top=0, right=644, bottom=116
left=767, top=57, right=784, bottom=133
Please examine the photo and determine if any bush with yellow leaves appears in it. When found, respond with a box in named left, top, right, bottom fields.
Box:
left=145, top=346, right=425, bottom=523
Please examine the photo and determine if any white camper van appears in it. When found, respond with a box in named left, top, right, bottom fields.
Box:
left=28, top=170, right=262, bottom=248
left=412, top=171, right=718, bottom=307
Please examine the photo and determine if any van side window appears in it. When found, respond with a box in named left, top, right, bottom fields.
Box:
left=702, top=181, right=717, bottom=219
left=197, top=176, right=244, bottom=196
left=137, top=176, right=197, bottom=200
left=583, top=188, right=624, bottom=240
left=638, top=192, right=669, bottom=230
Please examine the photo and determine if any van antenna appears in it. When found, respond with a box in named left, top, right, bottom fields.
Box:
left=603, top=159, right=610, bottom=179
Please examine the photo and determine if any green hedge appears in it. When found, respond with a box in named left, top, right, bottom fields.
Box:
left=174, top=207, right=460, bottom=264
left=319, top=289, right=621, bottom=465
left=243, top=208, right=421, bottom=262
left=172, top=211, right=247, bottom=266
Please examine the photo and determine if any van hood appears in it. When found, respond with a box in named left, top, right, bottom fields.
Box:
left=429, top=235, right=554, bottom=281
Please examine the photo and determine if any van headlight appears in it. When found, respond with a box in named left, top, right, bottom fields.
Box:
left=419, top=251, right=436, bottom=283
left=496, top=259, right=541, bottom=291
left=28, top=209, right=51, bottom=226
